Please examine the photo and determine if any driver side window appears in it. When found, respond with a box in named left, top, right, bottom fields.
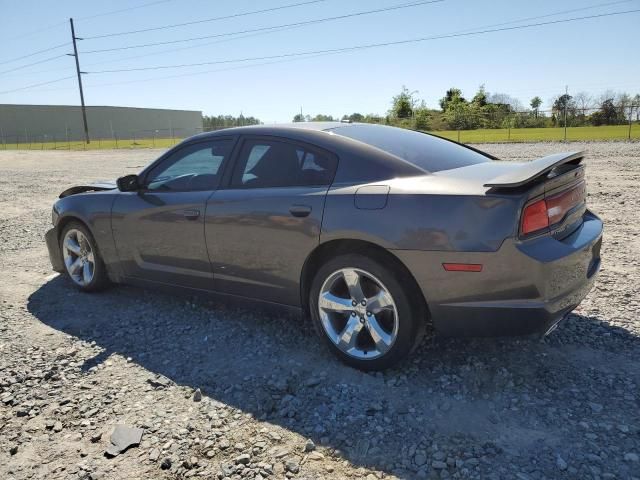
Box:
left=145, top=139, right=233, bottom=191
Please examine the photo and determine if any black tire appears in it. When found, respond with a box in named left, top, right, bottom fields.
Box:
left=309, top=253, right=426, bottom=371
left=59, top=221, right=110, bottom=292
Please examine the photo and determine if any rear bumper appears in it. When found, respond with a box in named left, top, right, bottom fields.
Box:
left=393, top=211, right=603, bottom=337
left=45, top=227, right=65, bottom=273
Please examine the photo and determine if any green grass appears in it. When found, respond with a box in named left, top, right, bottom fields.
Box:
left=434, top=124, right=640, bottom=143
left=1, top=124, right=638, bottom=151
left=0, top=137, right=181, bottom=151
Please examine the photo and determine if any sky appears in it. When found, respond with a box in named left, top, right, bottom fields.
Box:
left=1, top=0, right=639, bottom=123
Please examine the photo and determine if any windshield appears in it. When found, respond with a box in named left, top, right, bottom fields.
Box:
left=332, top=124, right=492, bottom=172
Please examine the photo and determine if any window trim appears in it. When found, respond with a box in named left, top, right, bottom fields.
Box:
left=138, top=135, right=239, bottom=193
left=221, top=134, right=339, bottom=190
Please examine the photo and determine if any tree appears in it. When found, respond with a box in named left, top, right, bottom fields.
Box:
left=310, top=114, right=335, bottom=121
left=472, top=85, right=488, bottom=108
left=486, top=92, right=522, bottom=111
left=439, top=88, right=465, bottom=111
left=413, top=100, right=431, bottom=130
left=342, top=113, right=364, bottom=123
left=590, top=98, right=625, bottom=126
left=292, top=113, right=310, bottom=122
left=530, top=96, right=542, bottom=118
left=390, top=86, right=416, bottom=119
left=552, top=94, right=577, bottom=127
left=573, top=91, right=592, bottom=117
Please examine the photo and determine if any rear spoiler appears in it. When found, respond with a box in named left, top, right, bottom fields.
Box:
left=484, top=151, right=584, bottom=189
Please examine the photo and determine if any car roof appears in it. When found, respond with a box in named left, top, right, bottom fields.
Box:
left=189, top=122, right=345, bottom=140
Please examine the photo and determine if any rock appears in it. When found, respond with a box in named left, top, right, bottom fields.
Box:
left=285, top=459, right=300, bottom=474
left=160, top=457, right=172, bottom=470
left=556, top=455, right=568, bottom=470
left=307, top=451, right=324, bottom=461
left=624, top=453, right=639, bottom=462
left=432, top=460, right=447, bottom=470
left=414, top=453, right=427, bottom=466
left=105, top=425, right=144, bottom=458
left=90, top=432, right=102, bottom=443
left=149, top=448, right=160, bottom=462
left=10, top=445, right=18, bottom=455
left=53, top=421, right=63, bottom=432
left=193, top=388, right=202, bottom=402
left=588, top=402, right=603, bottom=413
left=235, top=453, right=251, bottom=465
left=303, top=439, right=315, bottom=452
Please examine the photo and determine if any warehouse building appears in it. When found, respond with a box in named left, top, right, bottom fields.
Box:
left=0, top=104, right=203, bottom=144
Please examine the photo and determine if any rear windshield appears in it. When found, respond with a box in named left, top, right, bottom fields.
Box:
left=332, top=124, right=491, bottom=172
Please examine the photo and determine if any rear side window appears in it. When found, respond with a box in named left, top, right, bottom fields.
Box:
left=332, top=124, right=491, bottom=172
left=231, top=139, right=337, bottom=188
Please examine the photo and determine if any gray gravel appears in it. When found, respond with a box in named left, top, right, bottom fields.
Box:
left=1, top=142, right=639, bottom=480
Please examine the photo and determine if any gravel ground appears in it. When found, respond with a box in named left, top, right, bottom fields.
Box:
left=0, top=142, right=639, bottom=480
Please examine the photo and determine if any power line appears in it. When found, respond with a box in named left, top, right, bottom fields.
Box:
left=83, top=0, right=332, bottom=40
left=451, top=0, right=635, bottom=33
left=86, top=9, right=640, bottom=74
left=0, top=54, right=68, bottom=76
left=0, top=76, right=74, bottom=95
left=5, top=0, right=624, bottom=77
left=80, top=0, right=444, bottom=54
left=0, top=42, right=69, bottom=66
left=0, top=1, right=173, bottom=43
left=0, top=21, right=68, bottom=43
left=76, top=0, right=174, bottom=21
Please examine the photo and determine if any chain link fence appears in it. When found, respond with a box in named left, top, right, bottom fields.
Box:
left=0, top=106, right=638, bottom=150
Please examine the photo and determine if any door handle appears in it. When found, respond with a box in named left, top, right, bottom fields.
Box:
left=183, top=209, right=200, bottom=220
left=289, top=205, right=312, bottom=218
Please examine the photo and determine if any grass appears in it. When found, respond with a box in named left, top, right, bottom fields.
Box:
left=0, top=137, right=181, bottom=151
left=434, top=124, right=640, bottom=143
left=0, top=124, right=638, bottom=151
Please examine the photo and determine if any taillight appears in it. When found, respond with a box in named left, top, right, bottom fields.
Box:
left=521, top=199, right=549, bottom=235
left=520, top=181, right=586, bottom=237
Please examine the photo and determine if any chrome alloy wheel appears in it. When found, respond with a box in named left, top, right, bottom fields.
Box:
left=318, top=268, right=399, bottom=359
left=62, top=229, right=95, bottom=287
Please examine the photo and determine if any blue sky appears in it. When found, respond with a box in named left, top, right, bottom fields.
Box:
left=1, top=0, right=639, bottom=122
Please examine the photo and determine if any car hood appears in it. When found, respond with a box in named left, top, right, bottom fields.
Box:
left=59, top=180, right=117, bottom=198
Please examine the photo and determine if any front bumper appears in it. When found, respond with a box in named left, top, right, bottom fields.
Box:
left=393, top=211, right=603, bottom=337
left=45, top=227, right=65, bottom=273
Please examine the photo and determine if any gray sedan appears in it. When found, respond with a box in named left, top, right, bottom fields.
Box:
left=45, top=122, right=602, bottom=370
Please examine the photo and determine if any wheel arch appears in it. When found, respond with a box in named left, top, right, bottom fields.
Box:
left=300, top=238, right=430, bottom=320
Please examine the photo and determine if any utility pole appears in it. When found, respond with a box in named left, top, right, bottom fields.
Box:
left=563, top=85, right=568, bottom=142
left=68, top=18, right=90, bottom=144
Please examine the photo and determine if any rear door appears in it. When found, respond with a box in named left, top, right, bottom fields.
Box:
left=205, top=135, right=338, bottom=305
left=112, top=137, right=235, bottom=289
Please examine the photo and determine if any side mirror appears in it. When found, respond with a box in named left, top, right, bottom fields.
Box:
left=117, top=174, right=140, bottom=192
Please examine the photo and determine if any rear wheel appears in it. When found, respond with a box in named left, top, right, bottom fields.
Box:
left=309, top=253, right=425, bottom=370
left=60, top=221, right=110, bottom=292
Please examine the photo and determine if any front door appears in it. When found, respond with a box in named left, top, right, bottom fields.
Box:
left=112, top=138, right=235, bottom=289
left=205, top=136, right=338, bottom=305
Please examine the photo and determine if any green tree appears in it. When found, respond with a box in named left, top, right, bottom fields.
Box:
left=390, top=86, right=416, bottom=119
left=341, top=113, right=364, bottom=122
left=439, top=88, right=465, bottom=111
left=530, top=96, right=542, bottom=118
left=472, top=85, right=488, bottom=108
left=310, top=114, right=335, bottom=121
left=413, top=100, right=431, bottom=130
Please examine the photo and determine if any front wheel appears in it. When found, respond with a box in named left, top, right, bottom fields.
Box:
left=60, top=221, right=110, bottom=292
left=309, top=253, right=426, bottom=371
